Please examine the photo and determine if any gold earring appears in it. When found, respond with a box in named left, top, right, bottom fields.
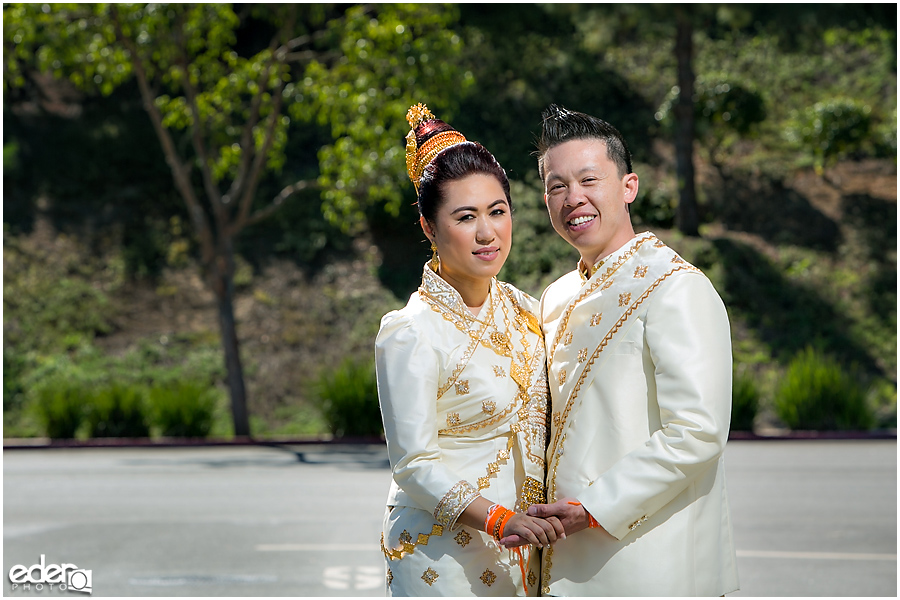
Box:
left=429, top=241, right=440, bottom=271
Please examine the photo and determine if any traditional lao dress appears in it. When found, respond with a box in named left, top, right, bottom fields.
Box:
left=376, top=264, right=549, bottom=596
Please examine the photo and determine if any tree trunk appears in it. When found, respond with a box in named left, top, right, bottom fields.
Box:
left=211, top=239, right=251, bottom=438
left=674, top=8, right=700, bottom=236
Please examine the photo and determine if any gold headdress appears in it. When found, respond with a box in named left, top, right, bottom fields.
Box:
left=405, top=103, right=467, bottom=192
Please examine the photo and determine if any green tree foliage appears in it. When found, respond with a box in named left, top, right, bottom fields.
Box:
left=656, top=74, right=766, bottom=168
left=785, top=98, right=873, bottom=175
left=4, top=3, right=469, bottom=436
left=304, top=4, right=470, bottom=231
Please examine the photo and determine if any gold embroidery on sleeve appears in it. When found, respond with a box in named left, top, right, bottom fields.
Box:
left=447, top=412, right=461, bottom=426
left=434, top=480, right=479, bottom=528
left=618, top=292, right=631, bottom=306
left=590, top=313, right=603, bottom=326
left=482, top=400, right=496, bottom=414
left=634, top=265, right=648, bottom=278
left=455, top=380, right=469, bottom=395
left=577, top=348, right=588, bottom=363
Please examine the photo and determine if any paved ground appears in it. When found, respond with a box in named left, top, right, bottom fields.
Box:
left=3, top=439, right=896, bottom=597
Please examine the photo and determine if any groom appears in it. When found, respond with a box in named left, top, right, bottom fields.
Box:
left=506, top=105, right=739, bottom=596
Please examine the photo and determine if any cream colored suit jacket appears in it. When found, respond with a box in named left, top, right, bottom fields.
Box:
left=538, top=232, right=739, bottom=596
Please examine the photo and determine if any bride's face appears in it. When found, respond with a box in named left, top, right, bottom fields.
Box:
left=422, top=173, right=512, bottom=289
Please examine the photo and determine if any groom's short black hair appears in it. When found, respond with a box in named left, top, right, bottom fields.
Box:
left=535, top=104, right=633, bottom=182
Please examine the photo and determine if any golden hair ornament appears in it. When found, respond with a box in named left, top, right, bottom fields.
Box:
left=405, top=102, right=467, bottom=192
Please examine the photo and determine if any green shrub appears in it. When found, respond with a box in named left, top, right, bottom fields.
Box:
left=314, top=358, right=382, bottom=438
left=785, top=98, right=873, bottom=174
left=656, top=75, right=766, bottom=146
left=33, top=378, right=88, bottom=439
left=774, top=347, right=874, bottom=430
left=731, top=367, right=760, bottom=431
left=149, top=380, right=217, bottom=438
left=85, top=384, right=150, bottom=438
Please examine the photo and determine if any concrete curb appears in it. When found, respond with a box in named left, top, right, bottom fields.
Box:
left=3, top=430, right=895, bottom=450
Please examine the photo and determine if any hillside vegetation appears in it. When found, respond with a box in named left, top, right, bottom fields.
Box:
left=4, top=4, right=896, bottom=438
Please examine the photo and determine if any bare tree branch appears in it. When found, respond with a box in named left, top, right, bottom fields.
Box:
left=241, top=179, right=318, bottom=230
left=281, top=28, right=328, bottom=53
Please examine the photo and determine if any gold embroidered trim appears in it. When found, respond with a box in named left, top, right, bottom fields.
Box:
left=455, top=380, right=469, bottom=395
left=577, top=348, right=588, bottom=363
left=618, top=292, right=631, bottom=306
left=418, top=266, right=498, bottom=400
left=528, top=570, right=537, bottom=588
left=492, top=365, right=506, bottom=377
left=434, top=480, right=479, bottom=528
left=387, top=568, right=393, bottom=585
left=482, top=400, right=496, bottom=414
left=447, top=412, right=461, bottom=426
left=590, top=313, right=603, bottom=326
left=541, top=545, right=554, bottom=595
left=437, top=284, right=545, bottom=436
left=548, top=233, right=654, bottom=368
left=454, top=530, right=472, bottom=547
left=480, top=569, right=497, bottom=587
left=634, top=265, right=648, bottom=278
left=516, top=476, right=545, bottom=512
left=381, top=524, right=444, bottom=561
left=422, top=567, right=439, bottom=586
left=476, top=433, right=515, bottom=491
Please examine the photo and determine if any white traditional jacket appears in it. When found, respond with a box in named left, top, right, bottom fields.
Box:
left=376, top=264, right=549, bottom=595
left=539, top=232, right=740, bottom=596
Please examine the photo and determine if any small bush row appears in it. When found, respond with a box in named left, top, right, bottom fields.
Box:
left=732, top=346, right=892, bottom=432
left=313, top=358, right=383, bottom=438
left=34, top=378, right=219, bottom=439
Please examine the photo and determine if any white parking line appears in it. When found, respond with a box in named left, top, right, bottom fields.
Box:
left=737, top=550, right=896, bottom=561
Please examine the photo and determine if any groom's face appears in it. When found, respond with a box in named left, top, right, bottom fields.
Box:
left=542, top=139, right=638, bottom=266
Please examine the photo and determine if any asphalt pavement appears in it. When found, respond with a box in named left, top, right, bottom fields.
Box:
left=3, top=439, right=896, bottom=597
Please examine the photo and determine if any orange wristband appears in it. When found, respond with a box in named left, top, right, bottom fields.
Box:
left=485, top=504, right=512, bottom=540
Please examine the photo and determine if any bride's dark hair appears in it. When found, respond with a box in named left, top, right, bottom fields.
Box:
left=415, top=119, right=511, bottom=225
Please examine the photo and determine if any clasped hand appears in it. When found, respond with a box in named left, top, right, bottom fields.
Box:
left=499, top=497, right=596, bottom=548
